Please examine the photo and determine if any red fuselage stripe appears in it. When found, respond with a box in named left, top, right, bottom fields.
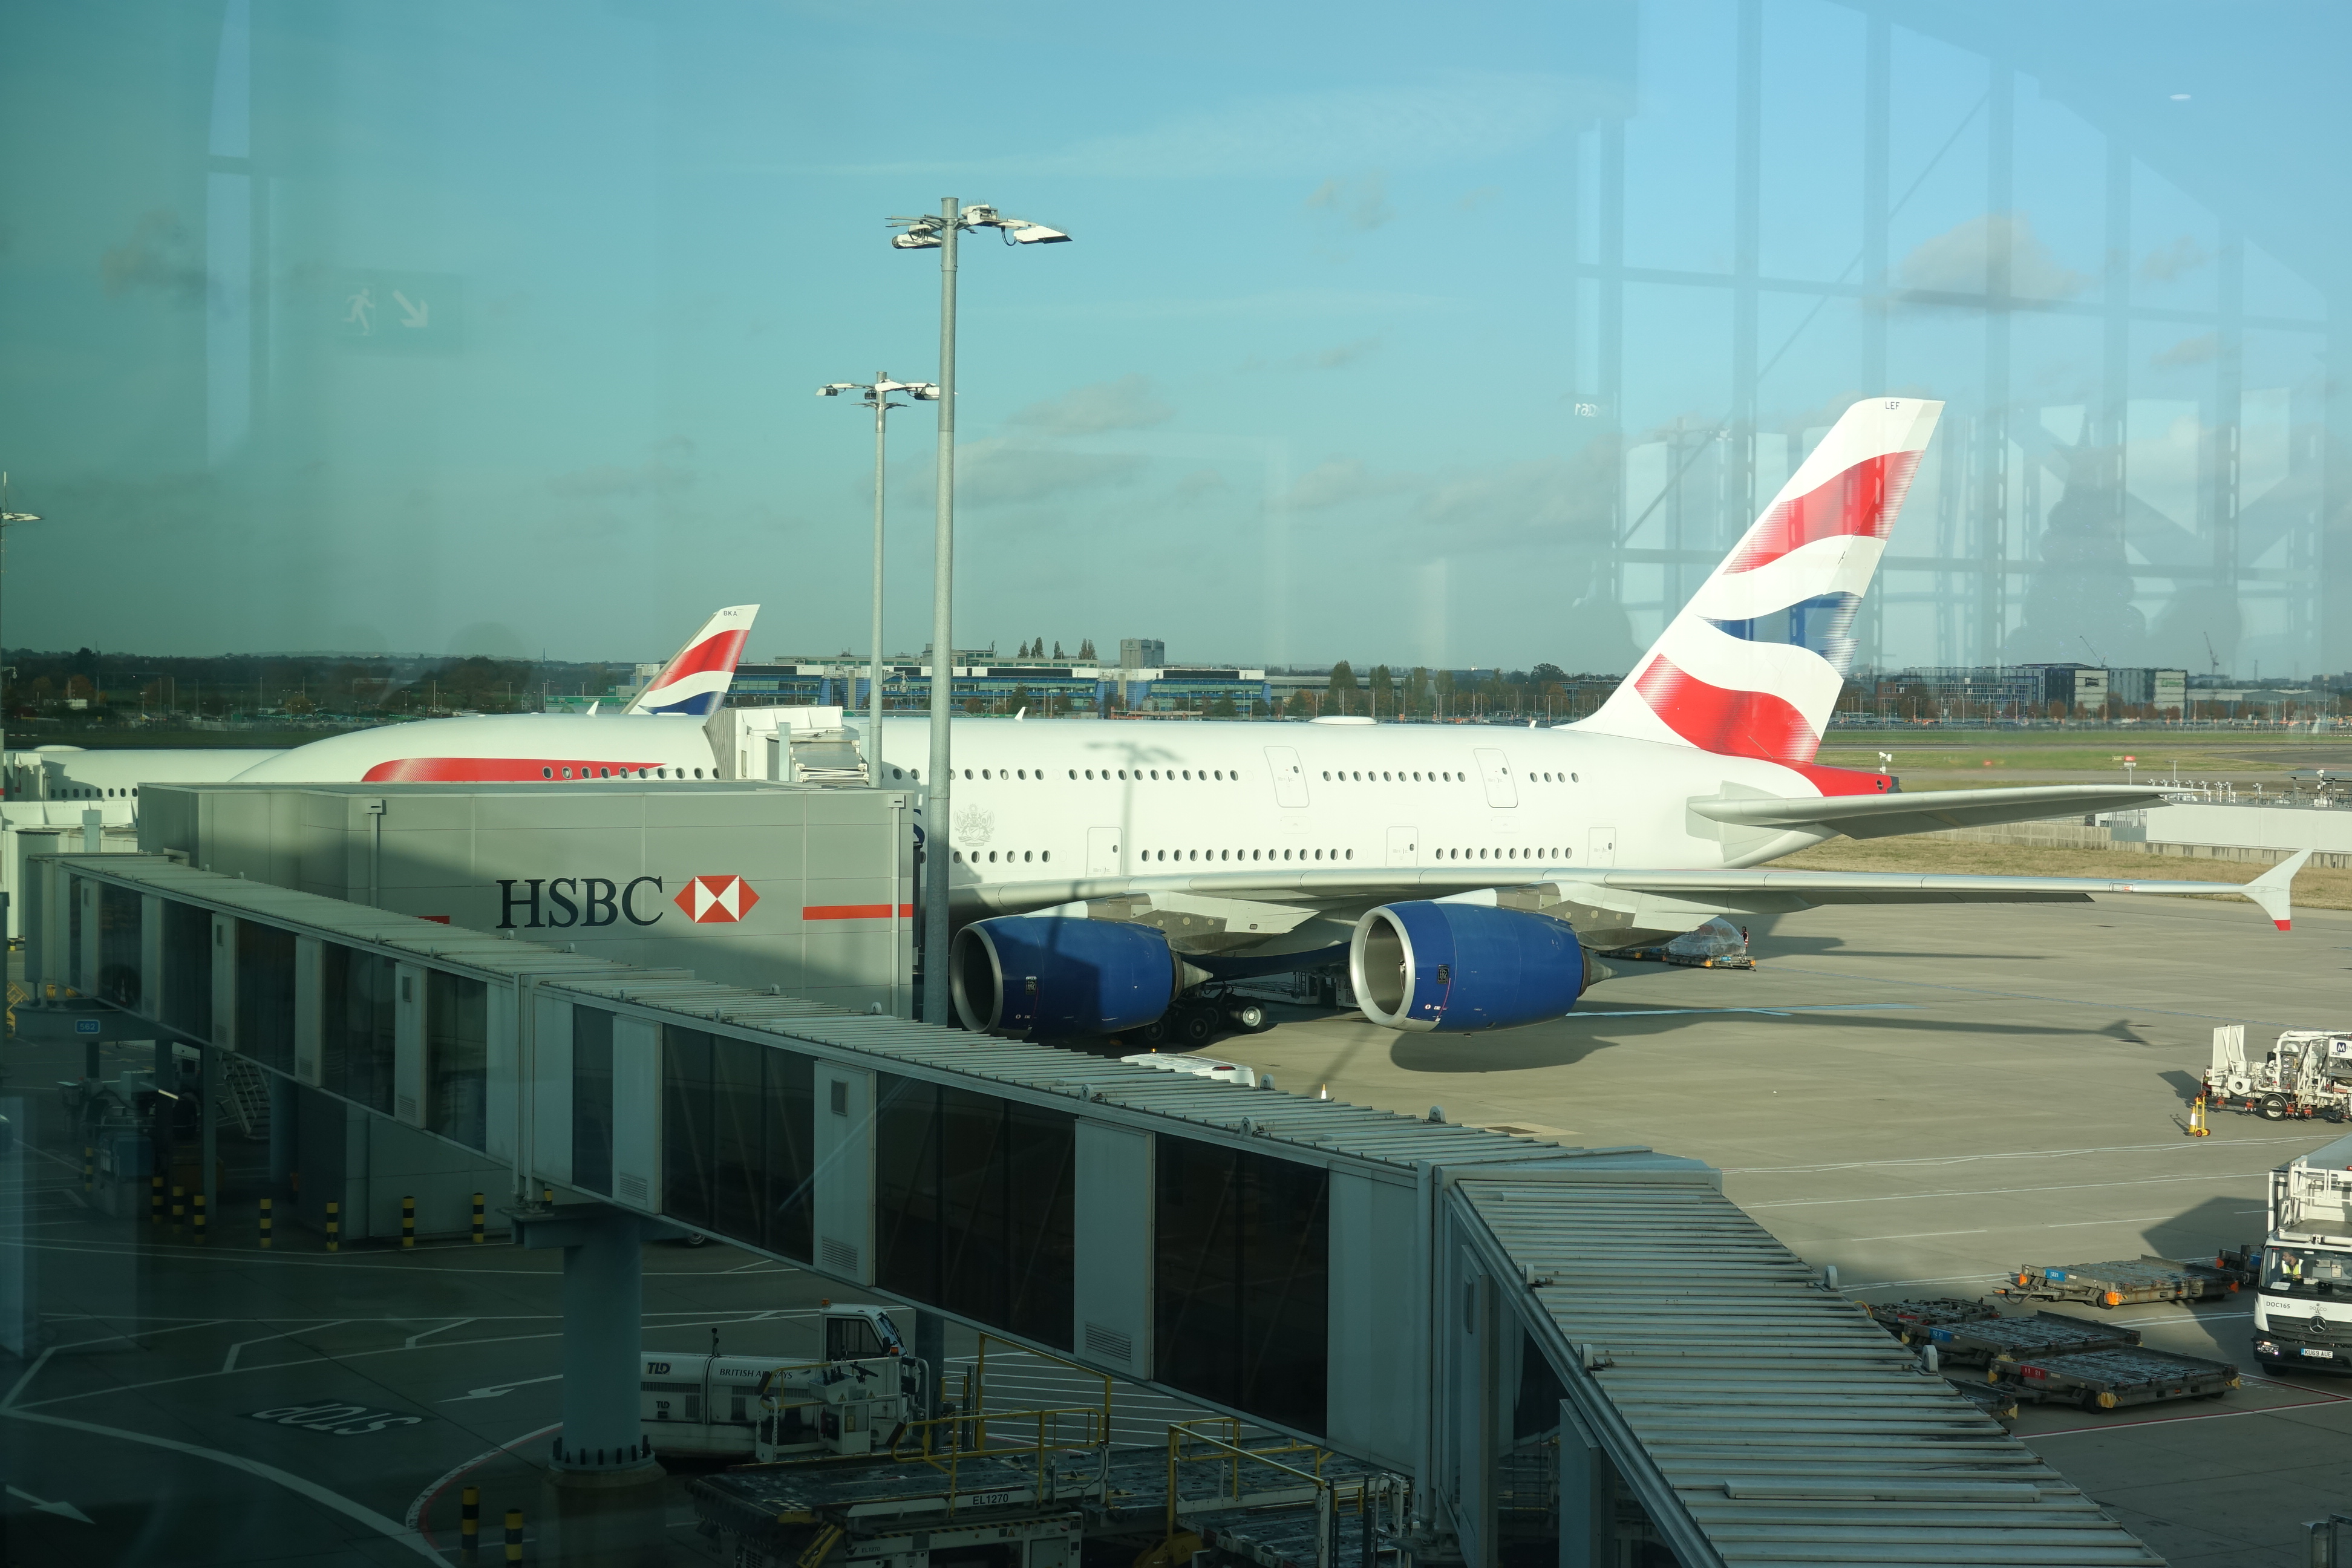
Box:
left=802, top=903, right=916, bottom=921
left=360, top=757, right=665, bottom=783
left=1721, top=449, right=1924, bottom=575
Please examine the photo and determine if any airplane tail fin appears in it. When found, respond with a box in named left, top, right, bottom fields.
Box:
left=624, top=605, right=759, bottom=716
left=1576, top=397, right=1941, bottom=762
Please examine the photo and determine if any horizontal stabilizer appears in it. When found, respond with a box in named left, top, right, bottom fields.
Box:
left=1691, top=784, right=2171, bottom=841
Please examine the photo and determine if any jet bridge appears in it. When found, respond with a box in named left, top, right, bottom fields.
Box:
left=25, top=850, right=2163, bottom=1567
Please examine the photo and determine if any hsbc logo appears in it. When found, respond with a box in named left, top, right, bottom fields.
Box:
left=675, top=874, right=760, bottom=924
left=495, top=875, right=762, bottom=929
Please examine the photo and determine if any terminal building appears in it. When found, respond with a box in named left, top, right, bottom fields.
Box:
left=652, top=648, right=1272, bottom=718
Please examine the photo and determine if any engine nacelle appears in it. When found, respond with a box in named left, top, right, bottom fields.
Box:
left=1348, top=901, right=1590, bottom=1033
left=951, top=916, right=1194, bottom=1037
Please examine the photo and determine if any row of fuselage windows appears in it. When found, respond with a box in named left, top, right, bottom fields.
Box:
left=952, top=843, right=1572, bottom=870
left=538, top=765, right=710, bottom=780
left=54, top=785, right=135, bottom=798
left=888, top=765, right=1581, bottom=787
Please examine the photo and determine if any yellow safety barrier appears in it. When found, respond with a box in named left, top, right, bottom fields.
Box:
left=149, top=1174, right=162, bottom=1224
left=503, top=1506, right=523, bottom=1564
left=325, top=1198, right=340, bottom=1252
left=460, top=1485, right=480, bottom=1560
left=402, top=1195, right=416, bottom=1249
left=472, top=1192, right=486, bottom=1244
left=192, top=1192, right=206, bottom=1243
left=171, top=1183, right=185, bottom=1232
left=259, top=1196, right=273, bottom=1249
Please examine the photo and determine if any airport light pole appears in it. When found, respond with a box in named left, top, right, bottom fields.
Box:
left=0, top=474, right=49, bottom=804
left=818, top=374, right=940, bottom=783
left=888, top=200, right=1070, bottom=1025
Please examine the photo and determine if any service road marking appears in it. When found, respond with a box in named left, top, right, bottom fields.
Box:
left=1, top=1408, right=438, bottom=1560
left=442, top=1374, right=562, bottom=1403
left=5, top=1485, right=90, bottom=1523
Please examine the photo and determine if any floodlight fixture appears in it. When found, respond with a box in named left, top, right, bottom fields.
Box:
left=883, top=198, right=1070, bottom=1027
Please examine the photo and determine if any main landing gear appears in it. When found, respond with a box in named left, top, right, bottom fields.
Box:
left=1135, top=986, right=1275, bottom=1050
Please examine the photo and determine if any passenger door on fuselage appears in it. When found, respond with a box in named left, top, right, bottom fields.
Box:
left=1473, top=748, right=1518, bottom=808
left=1087, top=826, right=1122, bottom=877
left=1387, top=826, right=1419, bottom=866
left=1264, top=746, right=1310, bottom=808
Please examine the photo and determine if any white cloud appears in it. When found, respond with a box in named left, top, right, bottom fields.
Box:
left=1283, top=459, right=1414, bottom=511
left=1306, top=173, right=1393, bottom=232
left=957, top=442, right=1146, bottom=508
left=1007, top=374, right=1173, bottom=436
left=1895, top=214, right=2086, bottom=304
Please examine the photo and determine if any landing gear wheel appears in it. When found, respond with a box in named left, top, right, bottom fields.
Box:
left=1137, top=1016, right=1171, bottom=1049
left=2262, top=1093, right=2290, bottom=1122
left=1176, top=1005, right=1220, bottom=1048
left=1225, top=1002, right=1270, bottom=1034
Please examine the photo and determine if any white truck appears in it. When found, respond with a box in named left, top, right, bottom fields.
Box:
left=2206, top=1025, right=2352, bottom=1122
left=2253, top=1132, right=2352, bottom=1373
left=642, top=1304, right=927, bottom=1459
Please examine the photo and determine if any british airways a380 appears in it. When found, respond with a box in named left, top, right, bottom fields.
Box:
left=117, top=399, right=2304, bottom=1044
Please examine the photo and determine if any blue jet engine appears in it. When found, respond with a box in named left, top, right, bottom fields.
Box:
left=951, top=916, right=1201, bottom=1037
left=1348, top=901, right=1590, bottom=1033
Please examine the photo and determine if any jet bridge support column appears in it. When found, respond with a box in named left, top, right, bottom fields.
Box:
left=513, top=1204, right=662, bottom=1479
left=514, top=1204, right=671, bottom=1567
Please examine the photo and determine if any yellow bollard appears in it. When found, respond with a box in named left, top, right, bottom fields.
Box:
left=402, top=1195, right=416, bottom=1249
left=150, top=1174, right=163, bottom=1224
left=325, top=1198, right=340, bottom=1252
left=171, top=1184, right=185, bottom=1232
left=472, top=1192, right=485, bottom=1245
left=460, top=1485, right=480, bottom=1561
left=504, top=1507, right=523, bottom=1564
left=192, top=1192, right=207, bottom=1243
left=259, top=1195, right=273, bottom=1249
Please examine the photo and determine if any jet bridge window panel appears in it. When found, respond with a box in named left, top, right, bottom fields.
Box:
left=97, top=883, right=142, bottom=1008
left=1154, top=1135, right=1330, bottom=1436
left=661, top=1026, right=815, bottom=1259
left=875, top=1074, right=1076, bottom=1351
left=161, top=899, right=212, bottom=1040
left=234, top=921, right=297, bottom=1074
left=425, top=970, right=489, bottom=1151
left=320, top=944, right=397, bottom=1115
left=572, top=1007, right=615, bottom=1197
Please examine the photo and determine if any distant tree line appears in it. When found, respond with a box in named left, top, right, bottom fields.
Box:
left=4, top=647, right=623, bottom=725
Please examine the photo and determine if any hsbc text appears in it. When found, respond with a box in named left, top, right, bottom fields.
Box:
left=498, top=877, right=665, bottom=929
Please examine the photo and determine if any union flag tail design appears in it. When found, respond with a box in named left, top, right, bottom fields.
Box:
left=624, top=604, right=759, bottom=716
left=1578, top=397, right=1941, bottom=763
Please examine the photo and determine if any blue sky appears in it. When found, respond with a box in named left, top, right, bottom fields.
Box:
left=0, top=1, right=2339, bottom=673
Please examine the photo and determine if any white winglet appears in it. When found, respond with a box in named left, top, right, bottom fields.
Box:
left=2244, top=849, right=2310, bottom=930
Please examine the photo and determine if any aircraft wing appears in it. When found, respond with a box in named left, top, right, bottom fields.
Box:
left=1688, top=783, right=2171, bottom=840
left=953, top=849, right=2308, bottom=933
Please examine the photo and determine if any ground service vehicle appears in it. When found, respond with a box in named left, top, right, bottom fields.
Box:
left=2254, top=1133, right=2352, bottom=1371
left=642, top=1304, right=920, bottom=1460
left=2207, top=1025, right=2352, bottom=1121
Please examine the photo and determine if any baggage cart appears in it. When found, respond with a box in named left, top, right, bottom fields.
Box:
left=1902, top=1311, right=2139, bottom=1369
left=1996, top=1255, right=2246, bottom=1308
left=1863, top=1298, right=1999, bottom=1336
left=1987, top=1345, right=2240, bottom=1411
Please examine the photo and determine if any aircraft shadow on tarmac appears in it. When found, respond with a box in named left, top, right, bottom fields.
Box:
left=1385, top=1005, right=2111, bottom=1074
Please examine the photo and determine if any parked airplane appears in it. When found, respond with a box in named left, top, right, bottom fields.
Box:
left=819, top=397, right=2302, bottom=1042
left=227, top=606, right=759, bottom=785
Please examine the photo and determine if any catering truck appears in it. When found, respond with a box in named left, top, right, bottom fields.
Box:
left=2253, top=1132, right=2352, bottom=1371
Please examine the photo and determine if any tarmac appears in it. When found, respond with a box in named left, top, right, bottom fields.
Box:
left=1217, top=888, right=2352, bottom=1568
left=8, top=886, right=2348, bottom=1565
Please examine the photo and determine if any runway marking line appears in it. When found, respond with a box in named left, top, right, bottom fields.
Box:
left=1746, top=1171, right=2272, bottom=1210
left=0, top=1406, right=439, bottom=1561
left=1726, top=1132, right=2324, bottom=1175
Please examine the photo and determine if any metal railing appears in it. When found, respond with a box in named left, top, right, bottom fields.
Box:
left=1164, top=1417, right=1374, bottom=1568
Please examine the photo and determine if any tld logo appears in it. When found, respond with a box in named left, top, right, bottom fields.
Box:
left=498, top=877, right=665, bottom=930
left=675, top=875, right=760, bottom=924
